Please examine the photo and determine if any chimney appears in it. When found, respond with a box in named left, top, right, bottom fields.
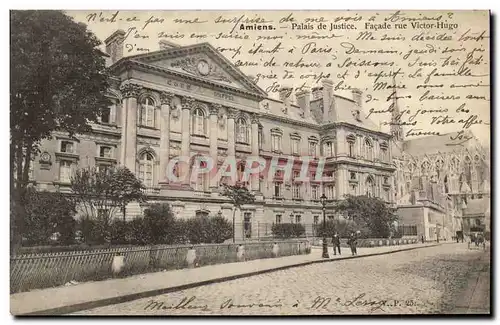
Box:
left=352, top=88, right=363, bottom=107
left=296, top=89, right=311, bottom=118
left=104, top=29, right=126, bottom=64
left=311, top=86, right=323, bottom=100
left=159, top=39, right=180, bottom=50
left=322, top=79, right=334, bottom=122
left=279, top=87, right=292, bottom=114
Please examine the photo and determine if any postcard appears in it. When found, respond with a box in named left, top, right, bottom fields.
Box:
left=10, top=10, right=490, bottom=316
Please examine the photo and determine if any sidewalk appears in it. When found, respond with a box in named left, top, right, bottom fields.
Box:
left=11, top=242, right=437, bottom=315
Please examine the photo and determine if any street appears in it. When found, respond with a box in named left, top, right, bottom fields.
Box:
left=74, top=243, right=490, bottom=315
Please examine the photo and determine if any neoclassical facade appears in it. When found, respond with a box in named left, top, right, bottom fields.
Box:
left=30, top=30, right=399, bottom=240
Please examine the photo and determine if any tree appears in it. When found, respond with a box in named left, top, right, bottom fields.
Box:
left=10, top=10, right=111, bottom=251
left=219, top=183, right=256, bottom=242
left=335, top=195, right=399, bottom=238
left=71, top=166, right=145, bottom=243
left=23, top=188, right=77, bottom=246
left=143, top=204, right=177, bottom=244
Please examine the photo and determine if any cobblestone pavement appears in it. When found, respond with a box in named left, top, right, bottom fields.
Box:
left=75, top=243, right=490, bottom=315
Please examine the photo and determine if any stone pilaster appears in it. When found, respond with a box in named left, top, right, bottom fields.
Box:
left=159, top=91, right=175, bottom=184
left=181, top=96, right=195, bottom=183
left=119, top=83, right=142, bottom=172
left=209, top=103, right=221, bottom=189
left=250, top=113, right=260, bottom=192
left=227, top=107, right=237, bottom=157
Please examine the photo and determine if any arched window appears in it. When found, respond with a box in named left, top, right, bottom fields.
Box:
left=366, top=176, right=375, bottom=197
left=365, top=139, right=373, bottom=160
left=236, top=118, right=249, bottom=143
left=139, top=152, right=154, bottom=187
left=192, top=108, right=206, bottom=136
left=140, top=97, right=156, bottom=128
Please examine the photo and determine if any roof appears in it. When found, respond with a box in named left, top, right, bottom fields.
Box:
left=310, top=96, right=381, bottom=132
left=259, top=98, right=318, bottom=125
left=463, top=198, right=490, bottom=216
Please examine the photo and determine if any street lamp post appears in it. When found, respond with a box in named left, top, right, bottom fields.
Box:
left=320, top=194, right=329, bottom=259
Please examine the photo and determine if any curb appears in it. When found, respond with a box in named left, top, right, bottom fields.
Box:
left=18, top=244, right=439, bottom=316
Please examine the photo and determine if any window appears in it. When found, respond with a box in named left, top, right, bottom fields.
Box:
left=350, top=172, right=357, bottom=180
left=365, top=139, right=373, bottom=160
left=348, top=142, right=355, bottom=157
left=272, top=134, right=282, bottom=152
left=59, top=160, right=72, bottom=183
left=195, top=161, right=208, bottom=191
left=295, top=215, right=302, bottom=224
left=96, top=164, right=110, bottom=174
left=275, top=214, right=282, bottom=224
left=311, top=185, right=319, bottom=200
left=244, top=213, right=252, bottom=238
left=366, top=177, right=375, bottom=197
left=350, top=184, right=357, bottom=195
left=325, top=184, right=334, bottom=199
left=236, top=118, right=249, bottom=143
left=347, top=135, right=356, bottom=157
left=140, top=97, right=156, bottom=127
left=292, top=183, right=301, bottom=199
left=274, top=182, right=283, bottom=198
left=291, top=138, right=300, bottom=155
left=100, top=107, right=111, bottom=124
left=380, top=147, right=388, bottom=162
left=324, top=141, right=333, bottom=157
left=139, top=152, right=154, bottom=187
left=384, top=177, right=389, bottom=184
left=99, top=146, right=112, bottom=158
left=313, top=216, right=319, bottom=224
left=308, top=141, right=317, bottom=157
left=192, top=108, right=206, bottom=136
left=60, top=141, right=74, bottom=153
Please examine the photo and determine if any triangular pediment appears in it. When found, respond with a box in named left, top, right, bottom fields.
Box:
left=130, top=43, right=267, bottom=97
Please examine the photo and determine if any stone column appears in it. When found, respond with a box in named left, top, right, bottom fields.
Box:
left=227, top=108, right=237, bottom=157
left=119, top=83, right=142, bottom=172
left=181, top=96, right=195, bottom=183
left=250, top=113, right=260, bottom=192
left=209, top=103, right=221, bottom=190
left=159, top=91, right=175, bottom=184
left=336, top=167, right=347, bottom=199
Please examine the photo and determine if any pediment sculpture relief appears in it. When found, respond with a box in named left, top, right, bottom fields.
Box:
left=170, top=56, right=232, bottom=84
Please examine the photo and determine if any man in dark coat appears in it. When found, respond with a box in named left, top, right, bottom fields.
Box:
left=347, top=233, right=358, bottom=256
left=332, top=233, right=341, bottom=255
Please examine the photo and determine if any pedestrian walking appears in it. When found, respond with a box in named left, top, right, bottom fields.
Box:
left=348, top=233, right=358, bottom=256
left=421, top=235, right=425, bottom=244
left=332, top=233, right=341, bottom=255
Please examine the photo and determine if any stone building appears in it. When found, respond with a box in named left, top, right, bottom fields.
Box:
left=390, top=94, right=491, bottom=241
left=28, top=30, right=397, bottom=241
